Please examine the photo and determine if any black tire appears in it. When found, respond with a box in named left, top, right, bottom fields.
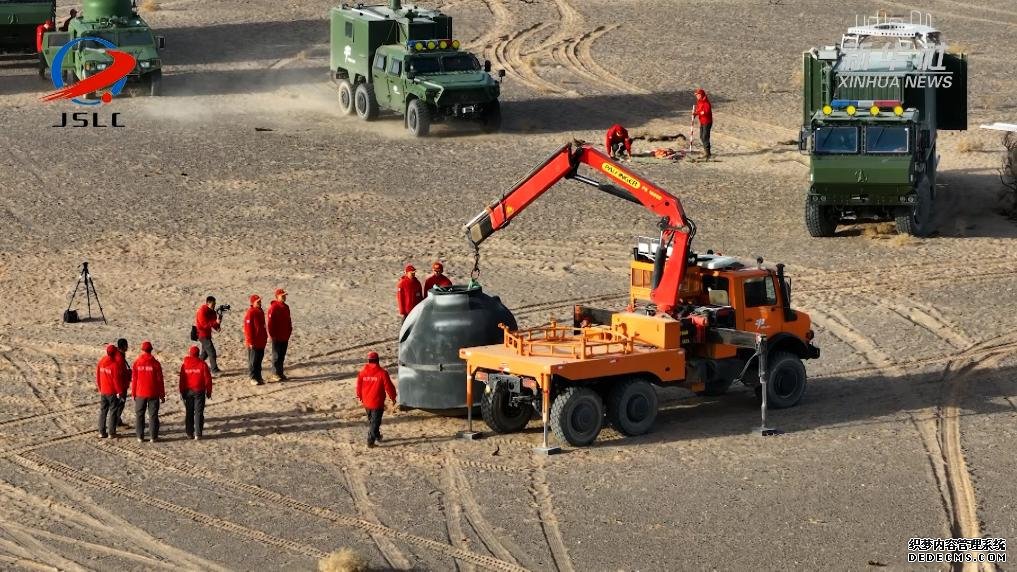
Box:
left=480, top=383, right=530, bottom=434
left=758, top=351, right=807, bottom=409
left=337, top=79, right=354, bottom=115
left=354, top=82, right=378, bottom=121
left=406, top=99, right=430, bottom=137
left=805, top=203, right=837, bottom=237
left=550, top=386, right=603, bottom=447
left=606, top=378, right=658, bottom=436
left=895, top=177, right=933, bottom=237
left=148, top=70, right=162, bottom=96
left=481, top=99, right=502, bottom=133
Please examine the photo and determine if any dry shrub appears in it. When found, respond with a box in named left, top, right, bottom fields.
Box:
left=141, top=0, right=160, bottom=12
left=318, top=548, right=369, bottom=572
left=956, top=136, right=985, bottom=153
left=1000, top=132, right=1017, bottom=219
left=862, top=222, right=897, bottom=239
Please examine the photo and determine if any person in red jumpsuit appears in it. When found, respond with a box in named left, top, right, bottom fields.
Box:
left=243, top=294, right=268, bottom=385
left=693, top=88, right=713, bottom=159
left=131, top=341, right=165, bottom=443
left=356, top=351, right=397, bottom=448
left=95, top=345, right=123, bottom=439
left=424, top=262, right=453, bottom=297
left=179, top=345, right=213, bottom=440
left=396, top=265, right=423, bottom=323
left=605, top=123, right=632, bottom=159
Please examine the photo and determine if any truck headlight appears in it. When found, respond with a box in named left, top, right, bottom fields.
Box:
left=97, top=63, right=108, bottom=70
left=140, top=61, right=151, bottom=68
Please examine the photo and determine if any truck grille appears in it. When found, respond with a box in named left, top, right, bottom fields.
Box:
left=438, top=88, right=489, bottom=105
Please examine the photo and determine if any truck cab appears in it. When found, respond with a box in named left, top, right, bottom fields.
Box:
left=330, top=1, right=503, bottom=136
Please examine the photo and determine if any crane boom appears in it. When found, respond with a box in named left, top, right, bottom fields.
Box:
left=463, top=142, right=694, bottom=313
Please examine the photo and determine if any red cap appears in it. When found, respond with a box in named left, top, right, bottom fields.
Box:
left=188, top=345, right=200, bottom=357
left=105, top=344, right=117, bottom=357
left=695, top=88, right=706, bottom=96
left=405, top=264, right=416, bottom=273
left=367, top=351, right=379, bottom=361
left=250, top=294, right=261, bottom=304
left=275, top=288, right=286, bottom=296
left=141, top=340, right=153, bottom=352
left=432, top=262, right=443, bottom=272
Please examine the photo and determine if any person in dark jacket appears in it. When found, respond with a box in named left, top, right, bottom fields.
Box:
left=195, top=296, right=222, bottom=374
left=243, top=294, right=267, bottom=385
left=266, top=288, right=291, bottom=382
left=693, top=88, right=714, bottom=159
left=96, top=345, right=123, bottom=438
left=179, top=346, right=213, bottom=440
left=355, top=351, right=397, bottom=448
left=131, top=341, right=165, bottom=443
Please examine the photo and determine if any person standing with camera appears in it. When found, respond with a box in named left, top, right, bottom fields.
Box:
left=243, top=295, right=267, bottom=386
left=266, top=288, right=291, bottom=382
left=195, top=296, right=223, bottom=375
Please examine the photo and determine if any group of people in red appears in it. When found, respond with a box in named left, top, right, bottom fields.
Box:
left=96, top=339, right=212, bottom=442
left=396, top=261, right=453, bottom=322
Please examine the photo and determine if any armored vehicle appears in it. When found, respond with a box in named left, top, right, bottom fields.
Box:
left=0, top=0, right=54, bottom=54
left=329, top=0, right=504, bottom=136
left=800, top=12, right=967, bottom=236
left=40, top=0, right=164, bottom=96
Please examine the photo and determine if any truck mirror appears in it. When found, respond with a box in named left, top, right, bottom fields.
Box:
left=498, top=69, right=506, bottom=78
left=484, top=59, right=492, bottom=73
left=798, top=127, right=809, bottom=153
left=157, top=36, right=166, bottom=49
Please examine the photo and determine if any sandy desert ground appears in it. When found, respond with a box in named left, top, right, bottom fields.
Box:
left=1, top=0, right=1016, bottom=570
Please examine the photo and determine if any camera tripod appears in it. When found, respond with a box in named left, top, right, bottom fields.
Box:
left=65, top=262, right=107, bottom=324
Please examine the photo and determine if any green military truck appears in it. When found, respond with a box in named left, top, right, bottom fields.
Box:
left=40, top=0, right=164, bottom=96
left=329, top=0, right=504, bottom=137
left=800, top=12, right=967, bottom=237
left=0, top=0, right=54, bottom=54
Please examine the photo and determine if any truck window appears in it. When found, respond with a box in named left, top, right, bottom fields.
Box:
left=78, top=32, right=117, bottom=50
left=865, top=126, right=909, bottom=154
left=388, top=58, right=402, bottom=76
left=118, top=30, right=154, bottom=46
left=406, top=56, right=440, bottom=75
left=373, top=54, right=386, bottom=71
left=814, top=126, right=858, bottom=154
left=744, top=277, right=777, bottom=307
left=441, top=53, right=480, bottom=72
left=702, top=276, right=730, bottom=306
left=345, top=21, right=353, bottom=39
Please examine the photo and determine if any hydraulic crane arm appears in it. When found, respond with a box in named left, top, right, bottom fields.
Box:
left=463, top=142, right=695, bottom=313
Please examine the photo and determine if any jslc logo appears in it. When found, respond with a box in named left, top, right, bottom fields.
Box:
left=43, top=36, right=135, bottom=127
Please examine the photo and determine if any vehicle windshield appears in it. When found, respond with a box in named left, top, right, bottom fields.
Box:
left=118, top=30, right=154, bottom=46
left=865, top=126, right=909, bottom=153
left=406, top=56, right=441, bottom=75
left=78, top=32, right=117, bottom=50
left=441, top=53, right=480, bottom=72
left=814, top=126, right=859, bottom=154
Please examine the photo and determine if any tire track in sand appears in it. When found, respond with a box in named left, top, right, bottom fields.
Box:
left=89, top=442, right=529, bottom=572
left=528, top=455, right=575, bottom=572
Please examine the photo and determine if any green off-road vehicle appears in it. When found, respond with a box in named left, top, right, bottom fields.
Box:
left=0, top=0, right=54, bottom=54
left=41, top=0, right=164, bottom=97
left=330, top=0, right=504, bottom=136
left=800, top=12, right=967, bottom=237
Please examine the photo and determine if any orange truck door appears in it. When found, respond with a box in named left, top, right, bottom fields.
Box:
left=739, top=274, right=781, bottom=336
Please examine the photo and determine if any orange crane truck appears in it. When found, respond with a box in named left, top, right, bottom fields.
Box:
left=458, top=142, right=820, bottom=450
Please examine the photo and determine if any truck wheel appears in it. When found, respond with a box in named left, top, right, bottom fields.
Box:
left=148, top=70, right=162, bottom=96
left=480, top=384, right=530, bottom=433
left=406, top=99, right=430, bottom=137
left=895, top=178, right=933, bottom=237
left=481, top=100, right=501, bottom=133
left=757, top=351, right=807, bottom=409
left=550, top=386, right=603, bottom=446
left=354, top=82, right=378, bottom=121
left=606, top=378, right=658, bottom=436
left=804, top=203, right=837, bottom=237
left=337, top=79, right=354, bottom=115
